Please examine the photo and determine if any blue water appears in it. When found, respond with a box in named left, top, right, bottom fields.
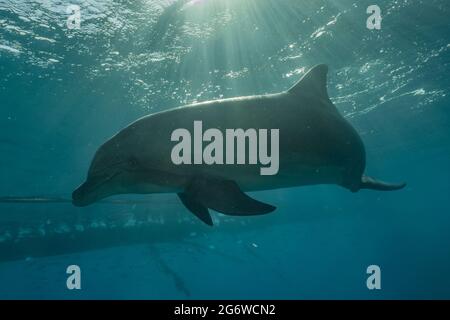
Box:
left=0, top=0, right=449, bottom=299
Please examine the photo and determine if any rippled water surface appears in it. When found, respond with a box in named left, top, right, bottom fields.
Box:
left=0, top=0, right=449, bottom=298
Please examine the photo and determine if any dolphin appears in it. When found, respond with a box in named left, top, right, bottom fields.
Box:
left=72, top=64, right=405, bottom=225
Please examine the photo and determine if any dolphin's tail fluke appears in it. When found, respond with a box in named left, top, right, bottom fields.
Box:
left=360, top=175, right=406, bottom=191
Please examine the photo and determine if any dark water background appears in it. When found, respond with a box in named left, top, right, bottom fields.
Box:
left=0, top=0, right=449, bottom=299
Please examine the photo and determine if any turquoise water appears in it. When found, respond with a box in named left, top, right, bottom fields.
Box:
left=0, top=0, right=449, bottom=299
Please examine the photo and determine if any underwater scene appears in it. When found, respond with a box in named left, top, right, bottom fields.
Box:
left=0, top=0, right=449, bottom=299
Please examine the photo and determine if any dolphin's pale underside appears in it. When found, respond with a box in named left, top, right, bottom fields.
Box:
left=72, top=65, right=406, bottom=225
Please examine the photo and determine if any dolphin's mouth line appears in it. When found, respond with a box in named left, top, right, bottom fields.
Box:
left=92, top=171, right=122, bottom=190
left=74, top=158, right=169, bottom=205
left=88, top=159, right=129, bottom=177
left=73, top=170, right=122, bottom=205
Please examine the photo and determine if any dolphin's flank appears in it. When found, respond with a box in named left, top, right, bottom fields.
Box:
left=72, top=64, right=406, bottom=226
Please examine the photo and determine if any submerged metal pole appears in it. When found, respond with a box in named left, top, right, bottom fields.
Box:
left=0, top=196, right=156, bottom=205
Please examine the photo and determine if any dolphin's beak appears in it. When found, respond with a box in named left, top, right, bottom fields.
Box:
left=72, top=172, right=120, bottom=206
left=72, top=180, right=98, bottom=207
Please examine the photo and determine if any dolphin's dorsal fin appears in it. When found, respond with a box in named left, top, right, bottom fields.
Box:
left=288, top=64, right=330, bottom=101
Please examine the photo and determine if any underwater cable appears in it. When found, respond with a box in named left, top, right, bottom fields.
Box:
left=0, top=196, right=155, bottom=205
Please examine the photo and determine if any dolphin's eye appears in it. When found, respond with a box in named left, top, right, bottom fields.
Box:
left=128, top=158, right=139, bottom=169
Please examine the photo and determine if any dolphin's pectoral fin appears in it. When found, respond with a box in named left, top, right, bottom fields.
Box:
left=200, top=180, right=276, bottom=216
left=181, top=176, right=276, bottom=219
left=360, top=175, right=406, bottom=191
left=177, top=192, right=213, bottom=226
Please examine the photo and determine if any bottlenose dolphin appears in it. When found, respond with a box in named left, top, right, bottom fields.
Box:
left=72, top=64, right=405, bottom=225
